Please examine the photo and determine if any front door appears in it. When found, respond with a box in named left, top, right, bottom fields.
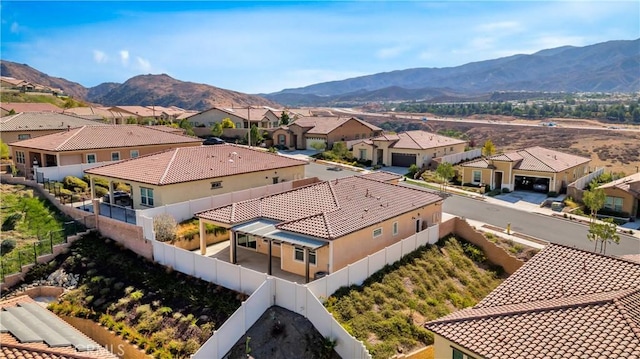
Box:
left=494, top=171, right=503, bottom=189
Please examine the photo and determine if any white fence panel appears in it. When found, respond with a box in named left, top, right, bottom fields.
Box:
left=401, top=234, right=417, bottom=257
left=211, top=192, right=233, bottom=209
left=306, top=277, right=327, bottom=299
left=439, top=148, right=481, bottom=165
left=152, top=241, right=167, bottom=265
left=570, top=167, right=604, bottom=190
left=305, top=293, right=333, bottom=335
left=386, top=241, right=402, bottom=264
left=211, top=305, right=246, bottom=358
left=174, top=248, right=195, bottom=276
left=244, top=281, right=272, bottom=330
left=38, top=162, right=110, bottom=181
left=240, top=267, right=267, bottom=294
left=274, top=278, right=297, bottom=311
left=416, top=228, right=430, bottom=247
left=332, top=317, right=366, bottom=359
left=140, top=215, right=155, bottom=241
left=216, top=261, right=242, bottom=293
left=428, top=224, right=440, bottom=244
left=295, top=283, right=308, bottom=316
left=368, top=251, right=386, bottom=276
left=327, top=267, right=349, bottom=296
left=348, top=259, right=368, bottom=287
left=190, top=198, right=214, bottom=215
left=192, top=335, right=218, bottom=359
left=194, top=255, right=217, bottom=283
left=170, top=202, right=192, bottom=223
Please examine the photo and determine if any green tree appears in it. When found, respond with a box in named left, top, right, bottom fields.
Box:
left=482, top=140, right=496, bottom=157
left=280, top=111, right=291, bottom=126
left=178, top=119, right=195, bottom=136
left=211, top=122, right=223, bottom=137
left=247, top=125, right=263, bottom=146
left=221, top=118, right=235, bottom=129
left=330, top=142, right=352, bottom=159
left=0, top=139, right=9, bottom=160
left=587, top=218, right=620, bottom=254
left=434, top=162, right=455, bottom=192
left=407, top=164, right=419, bottom=178
left=8, top=109, right=16, bottom=115
left=582, top=188, right=606, bottom=223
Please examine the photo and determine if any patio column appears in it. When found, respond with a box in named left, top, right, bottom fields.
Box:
left=108, top=181, right=115, bottom=204
left=267, top=239, right=272, bottom=275
left=230, top=232, right=237, bottom=264
left=199, top=220, right=206, bottom=255
left=304, top=248, right=310, bottom=283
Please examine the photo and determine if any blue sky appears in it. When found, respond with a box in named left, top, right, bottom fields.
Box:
left=1, top=1, right=638, bottom=94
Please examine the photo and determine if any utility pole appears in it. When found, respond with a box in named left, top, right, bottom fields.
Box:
left=247, top=106, right=251, bottom=147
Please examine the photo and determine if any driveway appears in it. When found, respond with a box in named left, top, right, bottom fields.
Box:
left=493, top=190, right=550, bottom=206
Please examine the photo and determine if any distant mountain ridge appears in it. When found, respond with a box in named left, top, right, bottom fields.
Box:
left=264, top=39, right=640, bottom=105
left=0, top=62, right=278, bottom=111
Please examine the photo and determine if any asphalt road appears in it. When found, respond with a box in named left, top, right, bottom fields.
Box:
left=305, top=162, right=360, bottom=181
left=442, top=194, right=640, bottom=256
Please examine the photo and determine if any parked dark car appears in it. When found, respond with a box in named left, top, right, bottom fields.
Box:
left=103, top=191, right=132, bottom=206
left=203, top=137, right=225, bottom=145
left=532, top=179, right=549, bottom=192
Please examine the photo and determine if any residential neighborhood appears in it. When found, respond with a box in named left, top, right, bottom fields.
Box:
left=1, top=5, right=639, bottom=358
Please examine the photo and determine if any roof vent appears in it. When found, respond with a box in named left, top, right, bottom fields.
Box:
left=365, top=188, right=369, bottom=197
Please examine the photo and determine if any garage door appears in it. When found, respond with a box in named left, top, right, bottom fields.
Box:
left=391, top=153, right=416, bottom=167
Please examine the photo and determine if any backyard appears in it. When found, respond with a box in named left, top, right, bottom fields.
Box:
left=324, top=236, right=505, bottom=359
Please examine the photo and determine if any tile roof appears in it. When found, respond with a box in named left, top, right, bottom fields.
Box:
left=1, top=103, right=63, bottom=114
left=292, top=116, right=382, bottom=135
left=109, top=106, right=156, bottom=117
left=62, top=107, right=125, bottom=119
left=426, top=244, right=640, bottom=358
left=10, top=125, right=201, bottom=152
left=0, top=113, right=106, bottom=132
left=358, top=170, right=403, bottom=183
left=598, top=172, right=640, bottom=197
left=198, top=175, right=442, bottom=239
left=387, top=130, right=467, bottom=150
left=461, top=146, right=590, bottom=173
left=0, top=296, right=117, bottom=359
left=85, top=144, right=307, bottom=185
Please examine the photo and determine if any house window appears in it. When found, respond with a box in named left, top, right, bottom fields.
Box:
left=473, top=170, right=481, bottom=183
left=141, top=187, right=154, bottom=206
left=450, top=146, right=454, bottom=151
left=237, top=233, right=257, bottom=249
left=294, top=247, right=304, bottom=262
left=211, top=181, right=222, bottom=189
left=359, top=149, right=367, bottom=160
left=452, top=347, right=475, bottom=359
left=272, top=177, right=279, bottom=184
left=18, top=134, right=31, bottom=140
left=604, top=196, right=624, bottom=212
left=15, top=151, right=25, bottom=164
left=362, top=133, right=366, bottom=139
left=278, top=134, right=286, bottom=145
left=87, top=154, right=97, bottom=163
left=373, top=228, right=383, bottom=238
left=433, top=152, right=437, bottom=157
left=309, top=250, right=317, bottom=265
left=392, top=221, right=399, bottom=236
left=130, top=150, right=139, bottom=158
left=111, top=152, right=120, bottom=161
left=235, top=122, right=242, bottom=128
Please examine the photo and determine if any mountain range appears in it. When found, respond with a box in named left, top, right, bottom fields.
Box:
left=2, top=39, right=638, bottom=109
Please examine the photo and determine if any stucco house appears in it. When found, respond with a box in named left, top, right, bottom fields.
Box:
left=108, top=106, right=160, bottom=122
left=0, top=112, right=107, bottom=145
left=426, top=244, right=640, bottom=359
left=196, top=174, right=443, bottom=282
left=597, top=172, right=640, bottom=219
left=270, top=116, right=383, bottom=150
left=85, top=144, right=307, bottom=209
left=10, top=125, right=202, bottom=177
left=351, top=130, right=468, bottom=168
left=460, top=146, right=591, bottom=193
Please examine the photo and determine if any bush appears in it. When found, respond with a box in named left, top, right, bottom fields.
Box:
left=94, top=186, right=109, bottom=198
left=372, top=164, right=382, bottom=170
left=63, top=176, right=88, bottom=192
left=547, top=191, right=557, bottom=197
left=0, top=239, right=17, bottom=254
left=154, top=214, right=177, bottom=242
left=501, top=188, right=510, bottom=193
left=2, top=213, right=22, bottom=231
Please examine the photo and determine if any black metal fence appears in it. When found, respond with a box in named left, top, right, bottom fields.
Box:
left=1, top=221, right=88, bottom=281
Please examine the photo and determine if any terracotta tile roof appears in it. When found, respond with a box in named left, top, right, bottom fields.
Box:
left=0, top=113, right=105, bottom=132
left=109, top=106, right=157, bottom=117
left=1, top=103, right=63, bottom=114
left=198, top=175, right=442, bottom=239
left=426, top=244, right=640, bottom=358
left=598, top=172, right=640, bottom=196
left=292, top=116, right=381, bottom=135
left=388, top=130, right=467, bottom=150
left=462, top=146, right=590, bottom=173
left=10, top=125, right=201, bottom=152
left=372, top=133, right=400, bottom=142
left=63, top=107, right=125, bottom=120
left=359, top=171, right=403, bottom=183
left=0, top=296, right=117, bottom=359
left=85, top=144, right=307, bottom=185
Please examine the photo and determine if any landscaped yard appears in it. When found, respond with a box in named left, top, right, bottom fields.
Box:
left=31, top=232, right=246, bottom=358
left=324, top=237, right=504, bottom=359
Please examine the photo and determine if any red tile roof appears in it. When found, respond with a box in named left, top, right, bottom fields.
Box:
left=85, top=144, right=307, bottom=185
left=359, top=171, right=403, bottom=183
left=291, top=116, right=382, bottom=135
left=0, top=113, right=106, bottom=132
left=1, top=103, right=63, bottom=114
left=197, top=175, right=442, bottom=239
left=10, top=125, right=201, bottom=152
left=462, top=146, right=590, bottom=173
left=426, top=244, right=640, bottom=358
left=109, top=106, right=156, bottom=117
left=382, top=130, right=467, bottom=150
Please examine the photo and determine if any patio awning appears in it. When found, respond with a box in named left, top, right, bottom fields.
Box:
left=232, top=218, right=327, bottom=250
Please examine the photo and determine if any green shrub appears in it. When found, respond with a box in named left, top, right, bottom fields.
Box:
left=94, top=186, right=109, bottom=198
left=501, top=188, right=510, bottom=193
left=2, top=213, right=22, bottom=231
left=1, top=239, right=17, bottom=254
left=63, top=176, right=88, bottom=192
left=547, top=191, right=557, bottom=197
left=372, top=164, right=382, bottom=170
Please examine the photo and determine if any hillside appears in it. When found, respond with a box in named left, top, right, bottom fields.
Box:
left=265, top=39, right=640, bottom=105
left=0, top=61, right=279, bottom=111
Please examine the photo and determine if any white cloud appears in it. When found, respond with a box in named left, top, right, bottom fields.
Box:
left=93, top=50, right=107, bottom=64
left=376, top=45, right=409, bottom=59
left=477, top=21, right=521, bottom=33
left=136, top=57, right=151, bottom=72
left=119, top=50, right=129, bottom=66
left=10, top=21, right=19, bottom=33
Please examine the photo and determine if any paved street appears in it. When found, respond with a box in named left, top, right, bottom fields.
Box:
left=442, top=194, right=640, bottom=256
